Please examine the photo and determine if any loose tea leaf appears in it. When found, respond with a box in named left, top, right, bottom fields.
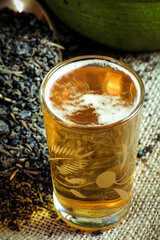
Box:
left=0, top=8, right=60, bottom=230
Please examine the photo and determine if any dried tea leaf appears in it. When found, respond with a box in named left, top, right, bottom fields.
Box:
left=96, top=171, right=116, bottom=188
left=0, top=8, right=60, bottom=228
left=113, top=188, right=128, bottom=200
left=69, top=189, right=87, bottom=198
left=66, top=178, right=86, bottom=184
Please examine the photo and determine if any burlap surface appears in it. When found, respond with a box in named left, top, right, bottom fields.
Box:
left=0, top=51, right=159, bottom=239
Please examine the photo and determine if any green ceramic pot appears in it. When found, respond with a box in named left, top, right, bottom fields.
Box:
left=45, top=0, right=160, bottom=52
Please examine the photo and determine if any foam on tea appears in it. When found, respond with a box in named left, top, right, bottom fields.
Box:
left=45, top=65, right=139, bottom=126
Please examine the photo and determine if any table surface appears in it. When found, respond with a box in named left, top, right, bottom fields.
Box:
left=0, top=10, right=160, bottom=240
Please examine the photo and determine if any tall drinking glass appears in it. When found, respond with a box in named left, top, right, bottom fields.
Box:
left=40, top=56, right=145, bottom=230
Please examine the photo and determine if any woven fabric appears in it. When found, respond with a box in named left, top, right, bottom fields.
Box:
left=0, top=51, right=159, bottom=240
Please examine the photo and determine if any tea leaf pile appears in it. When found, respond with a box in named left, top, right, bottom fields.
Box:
left=0, top=8, right=60, bottom=230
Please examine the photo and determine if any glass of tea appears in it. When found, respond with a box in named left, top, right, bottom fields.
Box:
left=40, top=56, right=145, bottom=231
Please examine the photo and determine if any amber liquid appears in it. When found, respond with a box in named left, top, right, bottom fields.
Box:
left=42, top=66, right=141, bottom=225
left=48, top=67, right=137, bottom=126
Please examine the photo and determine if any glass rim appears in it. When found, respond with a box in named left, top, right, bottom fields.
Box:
left=40, top=55, right=145, bottom=130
